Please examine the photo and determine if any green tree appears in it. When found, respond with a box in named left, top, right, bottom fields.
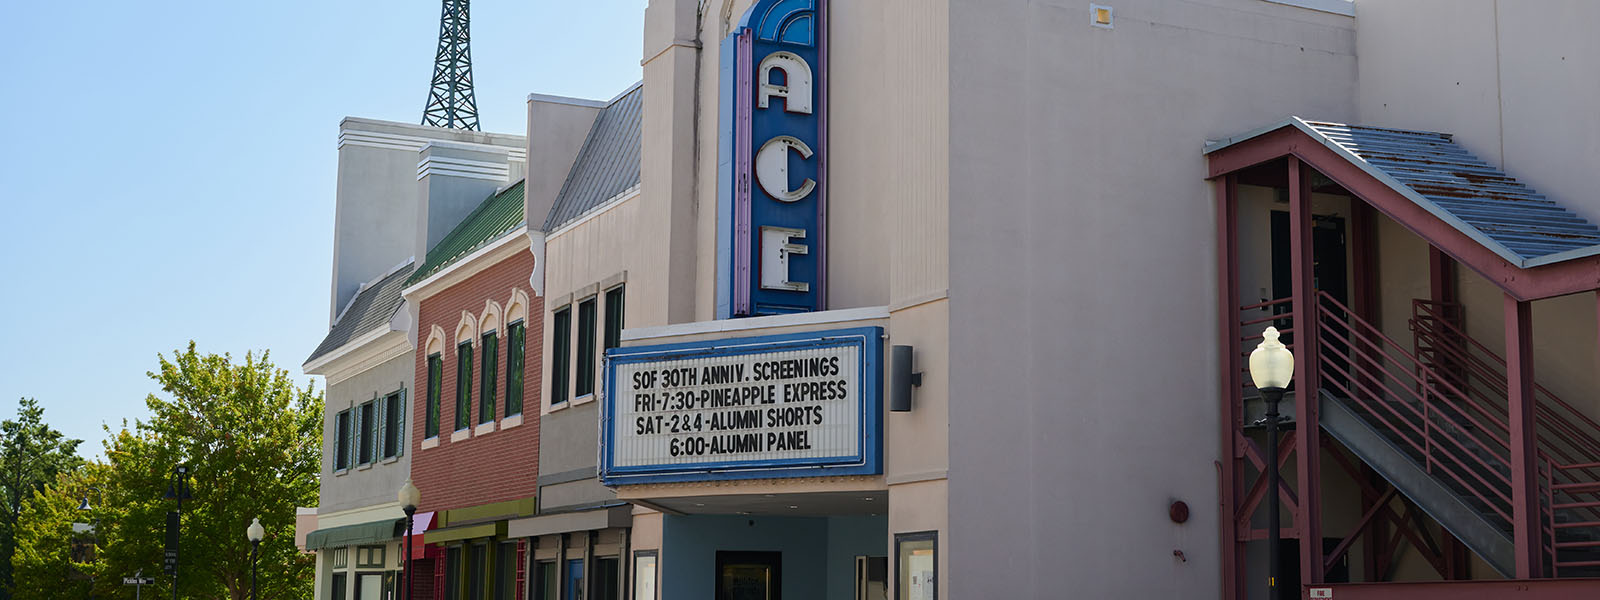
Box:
left=0, top=397, right=83, bottom=600
left=14, top=344, right=321, bottom=600
left=10, top=466, right=99, bottom=600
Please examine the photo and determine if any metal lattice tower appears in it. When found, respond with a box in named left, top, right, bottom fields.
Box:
left=422, top=0, right=481, bottom=130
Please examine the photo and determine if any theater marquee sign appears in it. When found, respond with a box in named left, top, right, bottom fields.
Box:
left=600, top=327, right=882, bottom=484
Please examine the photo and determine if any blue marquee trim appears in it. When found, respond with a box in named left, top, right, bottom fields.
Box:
left=600, top=326, right=884, bottom=485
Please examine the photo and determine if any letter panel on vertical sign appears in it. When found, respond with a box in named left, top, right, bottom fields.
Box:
left=719, top=0, right=827, bottom=318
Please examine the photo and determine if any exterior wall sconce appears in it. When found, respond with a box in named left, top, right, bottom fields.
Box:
left=890, top=345, right=922, bottom=412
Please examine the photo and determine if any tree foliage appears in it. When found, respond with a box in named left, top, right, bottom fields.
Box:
left=0, top=397, right=83, bottom=600
left=11, top=344, right=322, bottom=600
left=10, top=465, right=101, bottom=600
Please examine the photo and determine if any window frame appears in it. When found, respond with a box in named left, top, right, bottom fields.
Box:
left=603, top=284, right=625, bottom=352
left=456, top=341, right=473, bottom=432
left=506, top=320, right=525, bottom=417
left=358, top=400, right=376, bottom=465
left=382, top=390, right=404, bottom=459
left=480, top=330, right=498, bottom=424
left=426, top=353, right=443, bottom=439
left=334, top=409, right=351, bottom=471
left=551, top=306, right=572, bottom=405
left=576, top=296, right=598, bottom=398
left=894, top=531, right=938, bottom=600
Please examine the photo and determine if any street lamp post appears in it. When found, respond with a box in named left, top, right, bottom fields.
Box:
left=398, top=480, right=421, bottom=600
left=247, top=518, right=264, bottom=600
left=164, top=465, right=192, bottom=600
left=78, top=485, right=102, bottom=596
left=1250, top=326, right=1295, bottom=600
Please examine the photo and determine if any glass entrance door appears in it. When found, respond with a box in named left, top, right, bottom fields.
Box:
left=715, top=551, right=781, bottom=600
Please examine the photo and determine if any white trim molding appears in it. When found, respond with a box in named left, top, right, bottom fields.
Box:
left=403, top=226, right=531, bottom=302
left=417, top=155, right=512, bottom=182
left=338, top=127, right=527, bottom=162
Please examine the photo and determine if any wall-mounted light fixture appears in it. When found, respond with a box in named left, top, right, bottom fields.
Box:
left=890, top=345, right=922, bottom=412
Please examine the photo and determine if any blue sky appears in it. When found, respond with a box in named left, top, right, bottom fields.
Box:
left=0, top=0, right=646, bottom=457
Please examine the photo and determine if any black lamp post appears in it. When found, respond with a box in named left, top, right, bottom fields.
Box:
left=78, top=485, right=102, bottom=595
left=1250, top=326, right=1295, bottom=600
left=247, top=517, right=264, bottom=600
left=164, top=465, right=192, bottom=600
left=398, top=480, right=421, bottom=600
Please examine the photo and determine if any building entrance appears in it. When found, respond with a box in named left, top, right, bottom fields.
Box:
left=716, top=551, right=782, bottom=600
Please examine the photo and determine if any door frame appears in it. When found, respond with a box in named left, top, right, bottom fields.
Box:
left=715, top=550, right=783, bottom=600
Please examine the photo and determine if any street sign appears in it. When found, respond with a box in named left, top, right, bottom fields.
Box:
left=123, top=577, right=156, bottom=585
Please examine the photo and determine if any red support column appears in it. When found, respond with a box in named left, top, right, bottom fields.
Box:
left=1505, top=293, right=1541, bottom=578
left=1289, top=157, right=1325, bottom=585
left=1351, top=202, right=1378, bottom=324
left=1216, top=174, right=1244, bottom=599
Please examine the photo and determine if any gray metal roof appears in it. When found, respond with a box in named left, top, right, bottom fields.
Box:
left=306, top=262, right=414, bottom=365
left=1207, top=118, right=1600, bottom=267
left=544, top=83, right=643, bottom=231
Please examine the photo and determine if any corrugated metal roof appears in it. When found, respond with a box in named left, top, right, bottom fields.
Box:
left=1207, top=118, right=1600, bottom=267
left=405, top=179, right=527, bottom=287
left=306, top=262, right=414, bottom=365
left=544, top=83, right=643, bottom=231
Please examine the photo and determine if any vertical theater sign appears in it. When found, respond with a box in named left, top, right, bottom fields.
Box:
left=718, top=0, right=827, bottom=317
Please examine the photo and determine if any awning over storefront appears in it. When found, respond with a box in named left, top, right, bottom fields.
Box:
left=423, top=521, right=507, bottom=545
left=507, top=505, right=631, bottom=538
left=304, top=518, right=404, bottom=551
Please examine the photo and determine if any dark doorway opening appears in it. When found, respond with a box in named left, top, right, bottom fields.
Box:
left=716, top=551, right=782, bottom=600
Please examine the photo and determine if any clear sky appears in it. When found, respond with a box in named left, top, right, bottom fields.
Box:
left=0, top=0, right=647, bottom=457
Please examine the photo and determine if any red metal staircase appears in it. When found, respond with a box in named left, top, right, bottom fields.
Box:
left=1237, top=292, right=1600, bottom=579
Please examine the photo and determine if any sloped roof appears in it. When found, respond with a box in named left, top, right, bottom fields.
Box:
left=1206, top=118, right=1600, bottom=268
left=405, top=179, right=527, bottom=287
left=306, top=262, right=414, bottom=365
left=544, top=83, right=643, bottom=231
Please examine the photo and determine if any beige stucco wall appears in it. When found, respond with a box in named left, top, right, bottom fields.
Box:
left=320, top=348, right=413, bottom=515
left=1356, top=0, right=1600, bottom=223
left=947, top=0, right=1357, bottom=598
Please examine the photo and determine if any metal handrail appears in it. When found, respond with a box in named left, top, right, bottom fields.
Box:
left=1315, top=291, right=1515, bottom=525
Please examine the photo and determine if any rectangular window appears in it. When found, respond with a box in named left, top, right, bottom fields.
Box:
left=594, top=556, right=619, bottom=600
left=895, top=532, right=937, bottom=600
left=426, top=354, right=443, bottom=439
left=493, top=541, right=518, bottom=600
left=334, top=410, right=351, bottom=471
left=552, top=307, right=571, bottom=404
left=445, top=546, right=463, bottom=600
left=382, top=391, right=402, bottom=458
left=480, top=331, right=498, bottom=424
left=632, top=551, right=657, bottom=600
left=506, top=321, right=525, bottom=416
left=536, top=561, right=557, bottom=600
left=467, top=543, right=487, bottom=600
left=331, top=572, right=348, bottom=600
left=604, top=285, right=625, bottom=351
left=358, top=401, right=375, bottom=464
left=576, top=297, right=598, bottom=397
left=456, top=342, right=473, bottom=431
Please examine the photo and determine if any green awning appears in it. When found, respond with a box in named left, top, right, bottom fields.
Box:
left=305, top=519, right=403, bottom=550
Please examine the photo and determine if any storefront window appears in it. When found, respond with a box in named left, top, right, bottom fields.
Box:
left=895, top=532, right=937, bottom=600
left=631, top=551, right=656, bottom=600
left=536, top=561, right=558, bottom=600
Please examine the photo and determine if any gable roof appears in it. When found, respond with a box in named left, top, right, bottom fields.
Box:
left=1206, top=118, right=1600, bottom=269
left=544, top=83, right=643, bottom=231
left=306, top=261, right=414, bottom=365
left=405, top=179, right=527, bottom=287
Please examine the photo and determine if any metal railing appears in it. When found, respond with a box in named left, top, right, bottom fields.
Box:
left=1411, top=300, right=1600, bottom=575
left=1316, top=292, right=1515, bottom=527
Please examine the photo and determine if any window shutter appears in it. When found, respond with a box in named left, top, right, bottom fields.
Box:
left=351, top=407, right=363, bottom=466
left=398, top=387, right=407, bottom=457
left=376, top=394, right=387, bottom=460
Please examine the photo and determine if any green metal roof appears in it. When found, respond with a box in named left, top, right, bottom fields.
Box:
left=406, top=179, right=527, bottom=287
